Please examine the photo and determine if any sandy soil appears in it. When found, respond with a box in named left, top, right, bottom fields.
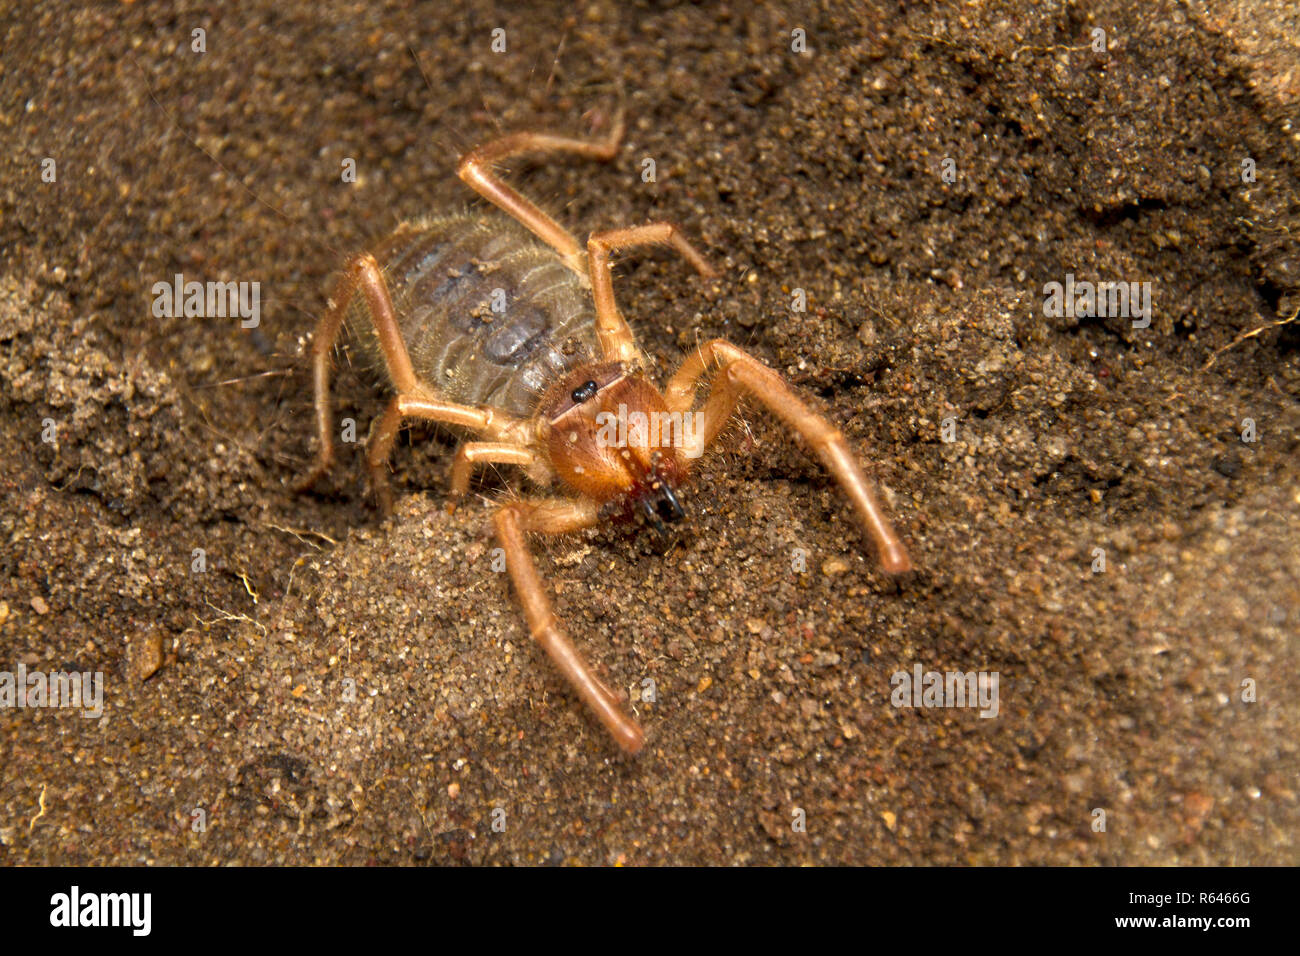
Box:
left=1, top=0, right=1297, bottom=864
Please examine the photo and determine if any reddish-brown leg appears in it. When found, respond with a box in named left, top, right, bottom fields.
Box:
left=297, top=253, right=422, bottom=492
left=665, top=339, right=913, bottom=574
left=449, top=442, right=537, bottom=497
left=493, top=498, right=645, bottom=754
left=587, top=223, right=717, bottom=365
left=457, top=111, right=625, bottom=279
left=365, top=395, right=528, bottom=516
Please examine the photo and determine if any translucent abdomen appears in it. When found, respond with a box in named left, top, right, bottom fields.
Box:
left=345, top=213, right=602, bottom=418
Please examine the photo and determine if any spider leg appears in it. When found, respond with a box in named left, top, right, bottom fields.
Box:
left=297, top=252, right=423, bottom=492
left=457, top=111, right=625, bottom=280
left=587, top=223, right=717, bottom=365
left=493, top=498, right=645, bottom=754
left=365, top=396, right=528, bottom=516
left=665, top=339, right=912, bottom=574
left=449, top=442, right=537, bottom=497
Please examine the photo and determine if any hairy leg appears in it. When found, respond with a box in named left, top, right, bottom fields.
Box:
left=586, top=222, right=716, bottom=364
left=493, top=498, right=645, bottom=754
left=449, top=442, right=537, bottom=497
left=366, top=395, right=528, bottom=516
left=457, top=111, right=625, bottom=280
left=666, top=339, right=912, bottom=574
left=297, top=253, right=421, bottom=492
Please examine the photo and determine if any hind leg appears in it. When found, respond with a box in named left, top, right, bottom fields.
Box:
left=296, top=253, right=422, bottom=492
left=457, top=110, right=625, bottom=280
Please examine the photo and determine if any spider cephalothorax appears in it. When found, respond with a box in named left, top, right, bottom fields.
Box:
left=297, top=110, right=911, bottom=755
left=540, top=363, right=693, bottom=534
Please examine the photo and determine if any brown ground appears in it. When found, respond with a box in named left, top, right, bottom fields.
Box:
left=1, top=0, right=1297, bottom=865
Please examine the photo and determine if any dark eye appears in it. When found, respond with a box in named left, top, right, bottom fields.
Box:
left=570, top=380, right=598, bottom=404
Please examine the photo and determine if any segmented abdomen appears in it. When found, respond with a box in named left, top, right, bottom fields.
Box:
left=346, top=213, right=602, bottom=418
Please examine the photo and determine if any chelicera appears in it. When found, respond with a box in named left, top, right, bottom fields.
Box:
left=297, top=110, right=912, bottom=754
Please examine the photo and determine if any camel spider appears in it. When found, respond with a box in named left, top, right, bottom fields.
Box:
left=297, top=110, right=912, bottom=754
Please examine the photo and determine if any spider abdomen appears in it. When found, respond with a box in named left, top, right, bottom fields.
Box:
left=347, top=213, right=603, bottom=418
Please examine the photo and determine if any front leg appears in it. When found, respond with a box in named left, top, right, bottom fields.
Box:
left=586, top=223, right=716, bottom=364
left=493, top=498, right=645, bottom=754
left=665, top=339, right=913, bottom=574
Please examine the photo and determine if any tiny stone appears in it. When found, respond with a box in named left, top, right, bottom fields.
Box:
left=131, top=631, right=165, bottom=682
left=1211, top=452, right=1241, bottom=479
left=822, top=557, right=850, bottom=576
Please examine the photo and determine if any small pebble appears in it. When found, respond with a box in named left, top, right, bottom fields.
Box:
left=130, top=631, right=165, bottom=682
left=822, top=557, right=850, bottom=576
